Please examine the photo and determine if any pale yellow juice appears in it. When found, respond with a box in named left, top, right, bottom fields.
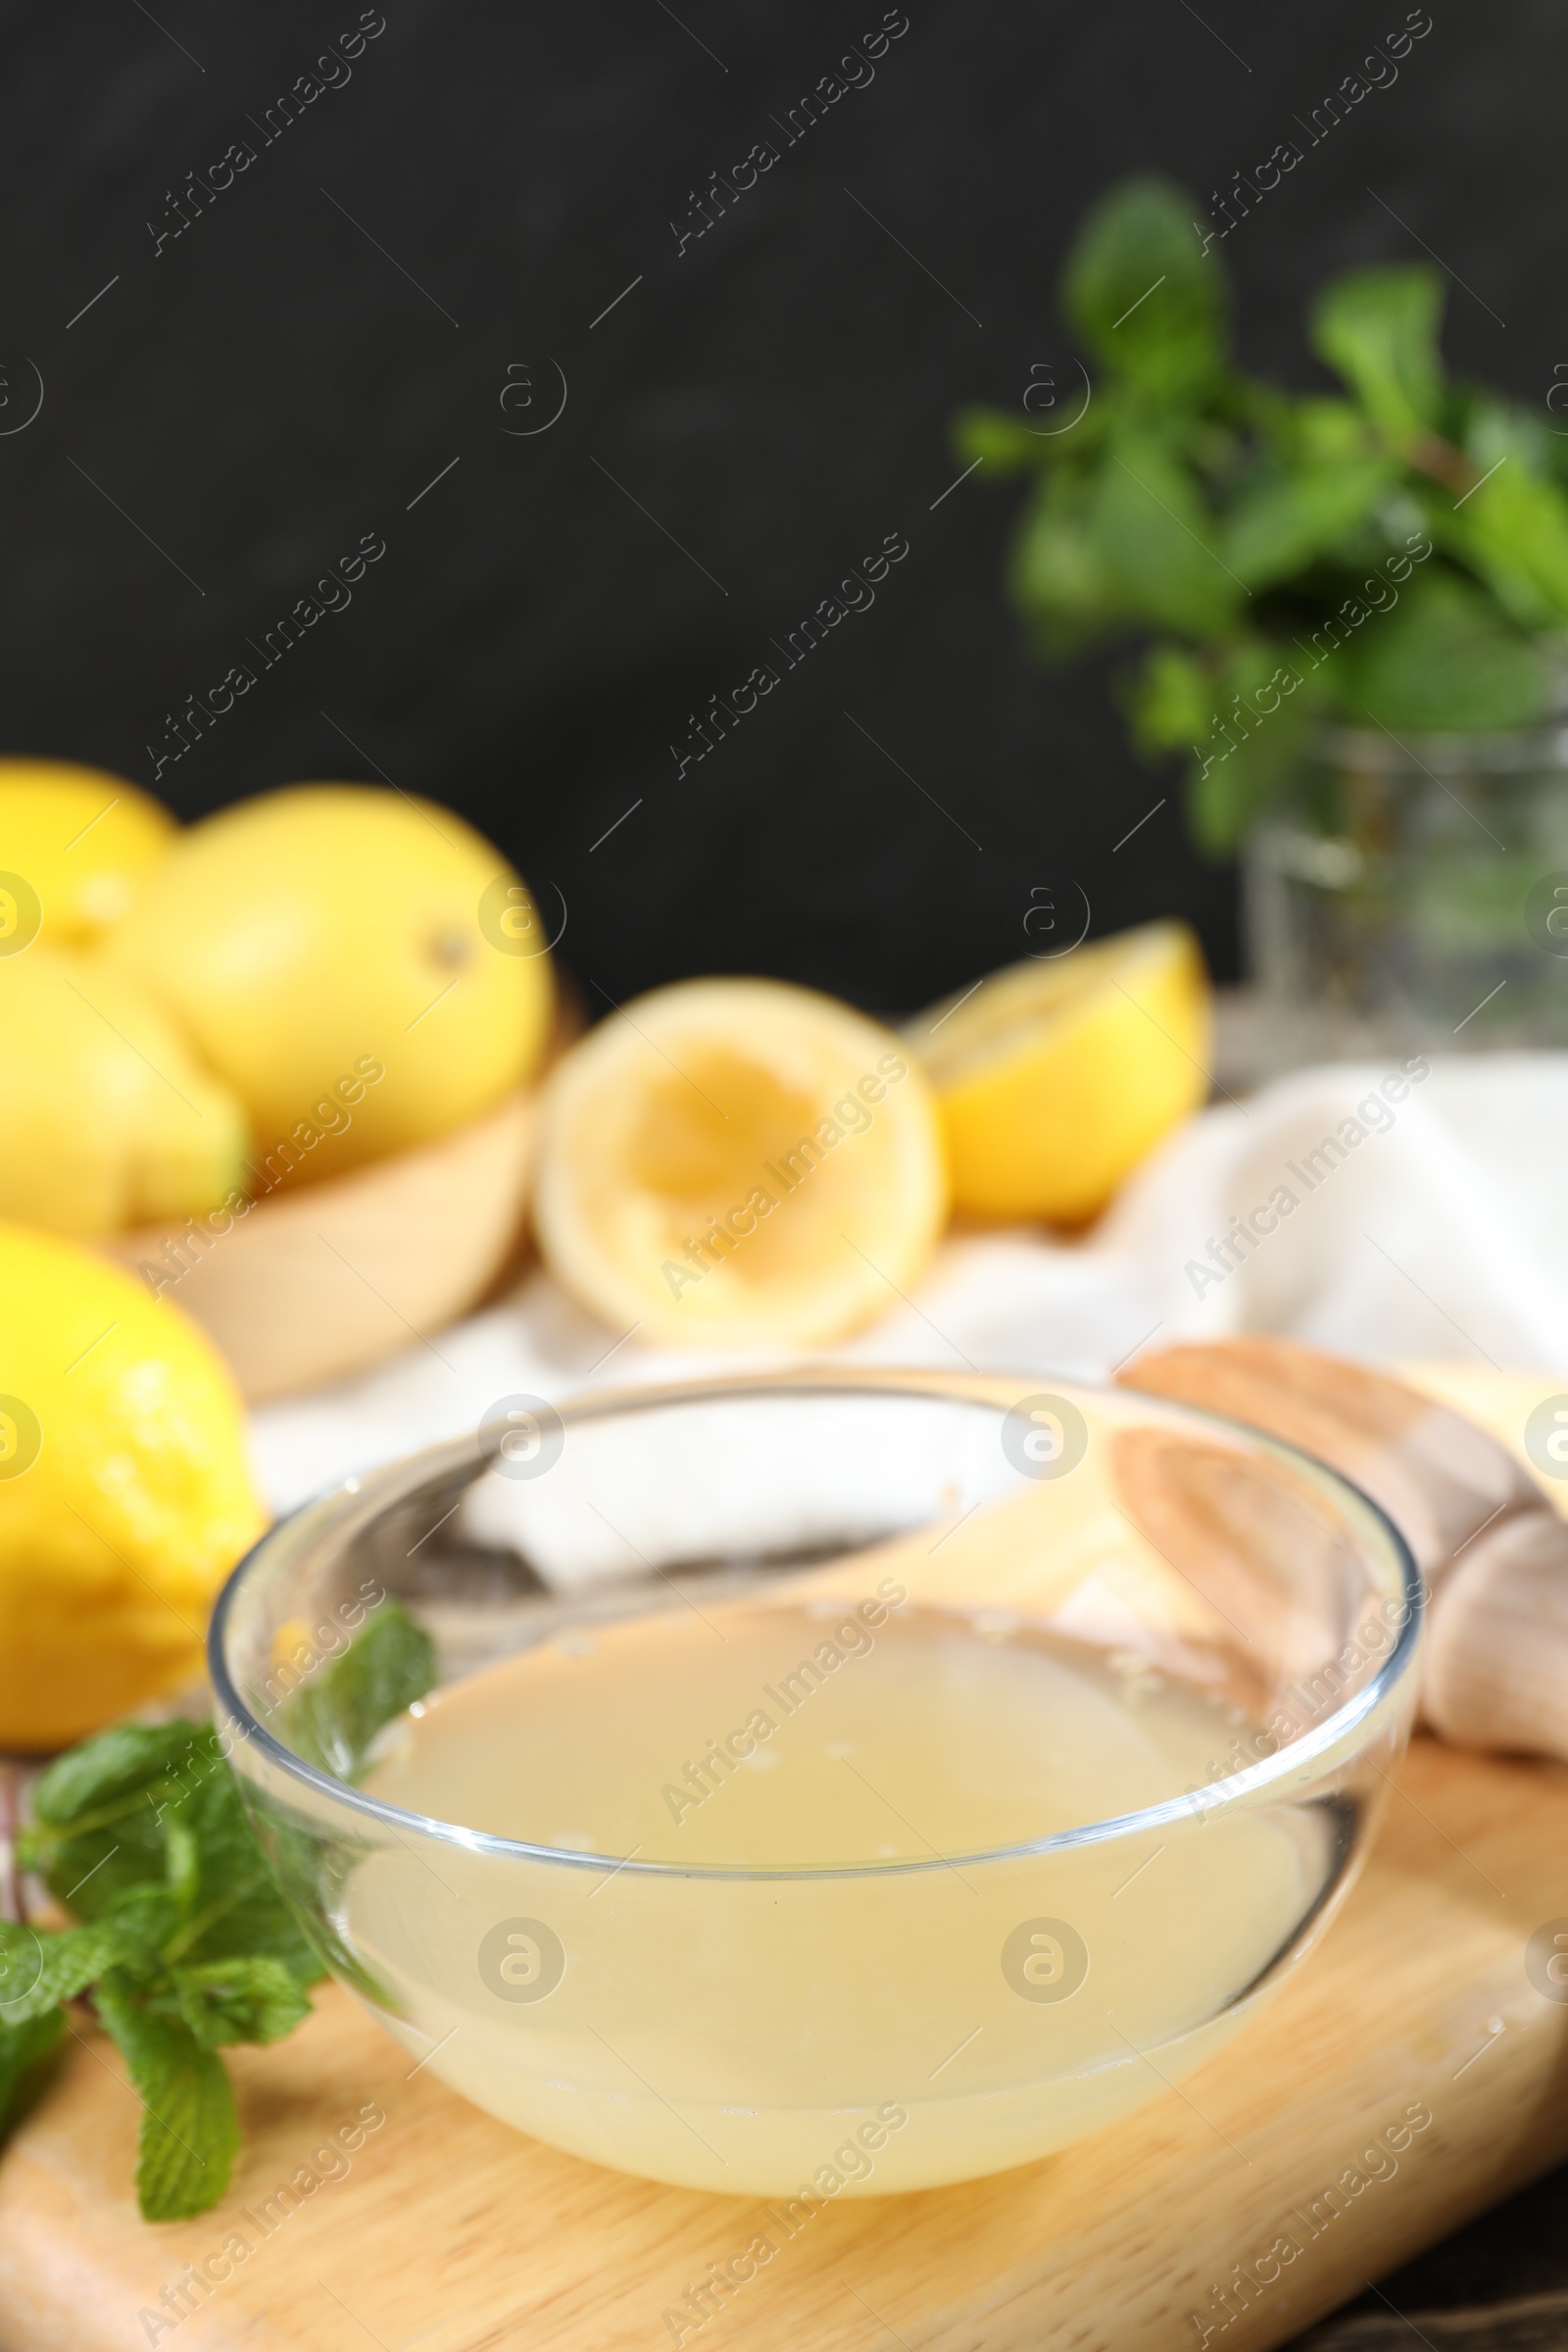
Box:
left=347, top=1593, right=1335, bottom=2192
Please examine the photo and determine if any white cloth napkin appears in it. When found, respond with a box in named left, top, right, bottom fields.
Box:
left=249, top=1053, right=1568, bottom=1515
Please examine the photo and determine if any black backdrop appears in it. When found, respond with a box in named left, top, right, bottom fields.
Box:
left=0, top=0, right=1547, bottom=1011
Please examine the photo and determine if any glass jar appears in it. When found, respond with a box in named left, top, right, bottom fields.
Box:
left=1245, top=721, right=1568, bottom=1071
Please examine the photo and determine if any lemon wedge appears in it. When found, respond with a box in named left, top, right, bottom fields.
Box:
left=534, top=978, right=949, bottom=1347
left=910, top=921, right=1212, bottom=1225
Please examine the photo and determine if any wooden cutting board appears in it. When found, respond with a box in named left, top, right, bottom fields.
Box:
left=1, top=1737, right=1566, bottom=2352
left=4, top=1364, right=1568, bottom=2351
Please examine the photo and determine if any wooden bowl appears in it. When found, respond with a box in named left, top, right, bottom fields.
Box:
left=97, top=1087, right=541, bottom=1402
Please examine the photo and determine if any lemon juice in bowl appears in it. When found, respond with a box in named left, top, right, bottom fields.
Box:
left=215, top=1377, right=1421, bottom=2195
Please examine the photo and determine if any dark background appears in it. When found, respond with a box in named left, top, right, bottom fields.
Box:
left=0, top=0, right=1545, bottom=1021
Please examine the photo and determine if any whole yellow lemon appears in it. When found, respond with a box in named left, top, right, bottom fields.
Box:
left=0, top=947, right=249, bottom=1237
left=0, top=760, right=175, bottom=951
left=0, top=1224, right=266, bottom=1751
left=108, top=784, right=556, bottom=1180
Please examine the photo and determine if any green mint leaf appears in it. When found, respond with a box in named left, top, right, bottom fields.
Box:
left=1093, top=433, right=1241, bottom=638
left=1184, top=640, right=1322, bottom=855
left=1063, top=176, right=1227, bottom=401
left=1288, top=397, right=1383, bottom=466
left=1123, top=641, right=1217, bottom=759
left=1007, top=468, right=1129, bottom=653
left=954, top=398, right=1103, bottom=477
left=25, top=1717, right=322, bottom=1985
left=1222, top=457, right=1398, bottom=593
left=0, top=2005, right=64, bottom=2137
left=1309, top=264, right=1445, bottom=440
left=145, top=1739, right=318, bottom=1979
left=0, top=1922, right=144, bottom=2025
left=93, top=1884, right=185, bottom=1965
left=1342, top=568, right=1554, bottom=730
left=24, top=1721, right=226, bottom=1922
left=951, top=406, right=1051, bottom=476
left=30, top=1722, right=210, bottom=1834
left=169, top=1958, right=312, bottom=2052
left=1187, top=695, right=1316, bottom=855
left=280, top=1599, right=437, bottom=1781
left=150, top=1764, right=321, bottom=1982
left=1437, top=443, right=1568, bottom=630
left=95, top=1976, right=240, bottom=2221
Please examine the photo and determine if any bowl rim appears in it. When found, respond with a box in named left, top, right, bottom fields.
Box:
left=209, top=1368, right=1425, bottom=1880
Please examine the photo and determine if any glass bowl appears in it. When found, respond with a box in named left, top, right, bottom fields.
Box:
left=211, top=1371, right=1422, bottom=2197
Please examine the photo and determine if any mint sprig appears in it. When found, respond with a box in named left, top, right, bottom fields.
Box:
left=958, top=175, right=1568, bottom=851
left=280, top=1597, right=436, bottom=1781
left=0, top=1601, right=435, bottom=2220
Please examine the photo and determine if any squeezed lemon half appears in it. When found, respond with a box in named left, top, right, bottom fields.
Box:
left=533, top=977, right=949, bottom=1347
